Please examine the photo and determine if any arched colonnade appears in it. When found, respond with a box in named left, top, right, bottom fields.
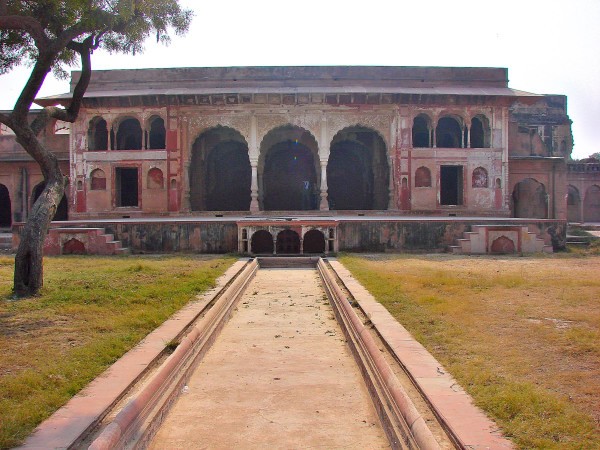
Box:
left=188, top=123, right=390, bottom=212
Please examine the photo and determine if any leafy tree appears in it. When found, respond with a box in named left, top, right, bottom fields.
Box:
left=0, top=0, right=192, bottom=297
left=589, top=152, right=600, bottom=161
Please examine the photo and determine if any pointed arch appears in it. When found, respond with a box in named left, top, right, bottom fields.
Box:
left=259, top=125, right=319, bottom=211
left=512, top=178, right=547, bottom=219
left=327, top=125, right=389, bottom=210
left=190, top=126, right=251, bottom=211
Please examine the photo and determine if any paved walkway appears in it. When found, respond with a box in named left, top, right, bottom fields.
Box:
left=150, top=269, right=389, bottom=449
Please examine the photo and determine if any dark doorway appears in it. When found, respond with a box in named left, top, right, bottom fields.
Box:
left=327, top=142, right=371, bottom=210
left=276, top=229, right=300, bottom=254
left=32, top=182, right=68, bottom=221
left=567, top=185, right=581, bottom=223
left=0, top=184, right=11, bottom=227
left=205, top=142, right=251, bottom=211
left=440, top=166, right=463, bottom=205
left=251, top=230, right=274, bottom=254
left=584, top=185, right=600, bottom=222
left=115, top=167, right=139, bottom=207
left=327, top=127, right=389, bottom=210
left=190, top=127, right=250, bottom=212
left=263, top=141, right=316, bottom=211
left=303, top=229, right=325, bottom=254
left=512, top=178, right=547, bottom=219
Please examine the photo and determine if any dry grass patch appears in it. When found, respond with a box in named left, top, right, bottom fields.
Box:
left=340, top=254, right=600, bottom=449
left=0, top=255, right=234, bottom=449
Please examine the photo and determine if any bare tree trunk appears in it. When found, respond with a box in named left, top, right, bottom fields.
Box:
left=13, top=177, right=65, bottom=297
left=12, top=125, right=66, bottom=298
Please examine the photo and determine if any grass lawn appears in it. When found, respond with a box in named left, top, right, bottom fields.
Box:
left=340, top=253, right=600, bottom=449
left=0, top=254, right=234, bottom=449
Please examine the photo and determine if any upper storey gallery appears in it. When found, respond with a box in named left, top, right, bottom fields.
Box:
left=31, top=66, right=572, bottom=217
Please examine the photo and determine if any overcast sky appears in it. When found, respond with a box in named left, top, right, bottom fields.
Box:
left=1, top=0, right=598, bottom=159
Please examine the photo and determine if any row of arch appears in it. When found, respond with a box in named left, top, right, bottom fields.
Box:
left=414, top=166, right=498, bottom=189
left=88, top=116, right=166, bottom=151
left=249, top=229, right=327, bottom=254
left=190, top=124, right=390, bottom=211
left=412, top=114, right=491, bottom=148
left=567, top=184, right=600, bottom=222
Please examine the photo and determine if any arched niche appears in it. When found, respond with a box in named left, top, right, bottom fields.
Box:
left=327, top=126, right=389, bottom=210
left=567, top=185, right=581, bottom=223
left=512, top=178, right=547, bottom=219
left=472, top=167, right=489, bottom=188
left=90, top=169, right=106, bottom=190
left=584, top=185, right=600, bottom=222
left=415, top=166, right=432, bottom=188
left=259, top=125, right=319, bottom=211
left=147, top=168, right=164, bottom=189
left=190, top=126, right=251, bottom=211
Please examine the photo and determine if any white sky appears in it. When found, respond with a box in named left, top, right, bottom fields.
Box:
left=1, top=0, right=598, bottom=159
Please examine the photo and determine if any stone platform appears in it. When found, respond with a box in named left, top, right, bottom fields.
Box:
left=11, top=214, right=566, bottom=255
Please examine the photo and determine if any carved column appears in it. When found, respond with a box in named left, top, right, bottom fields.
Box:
left=319, top=116, right=330, bottom=210
left=319, top=160, right=328, bottom=210
left=250, top=160, right=259, bottom=212
left=466, top=124, right=471, bottom=148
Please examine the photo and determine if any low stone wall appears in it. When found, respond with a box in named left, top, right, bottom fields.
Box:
left=12, top=218, right=567, bottom=254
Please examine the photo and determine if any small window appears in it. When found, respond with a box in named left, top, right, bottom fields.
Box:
left=415, top=166, right=432, bottom=187
left=90, top=169, right=106, bottom=190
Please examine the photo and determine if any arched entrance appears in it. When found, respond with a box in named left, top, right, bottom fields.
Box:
left=260, top=125, right=319, bottom=211
left=567, top=185, right=581, bottom=223
left=512, top=178, right=547, bottom=219
left=190, top=127, right=251, bottom=211
left=276, top=229, right=300, bottom=254
left=303, top=229, right=325, bottom=254
left=584, top=185, right=600, bottom=222
left=32, top=182, right=68, bottom=221
left=0, top=184, right=11, bottom=227
left=327, top=126, right=389, bottom=210
left=251, top=230, right=274, bottom=254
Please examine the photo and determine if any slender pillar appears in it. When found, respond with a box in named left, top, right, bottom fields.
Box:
left=250, top=159, right=259, bottom=212
left=319, top=160, right=329, bottom=210
left=466, top=125, right=471, bottom=148
left=432, top=127, right=437, bottom=148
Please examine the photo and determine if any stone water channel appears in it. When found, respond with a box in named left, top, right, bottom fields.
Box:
left=149, top=267, right=390, bottom=449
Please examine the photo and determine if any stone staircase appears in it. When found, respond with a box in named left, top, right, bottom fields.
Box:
left=43, top=227, right=128, bottom=256
left=450, top=225, right=552, bottom=255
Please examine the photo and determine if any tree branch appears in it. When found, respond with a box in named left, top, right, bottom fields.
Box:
left=0, top=15, right=49, bottom=48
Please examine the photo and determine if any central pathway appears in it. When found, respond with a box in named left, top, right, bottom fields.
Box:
left=150, top=268, right=389, bottom=449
